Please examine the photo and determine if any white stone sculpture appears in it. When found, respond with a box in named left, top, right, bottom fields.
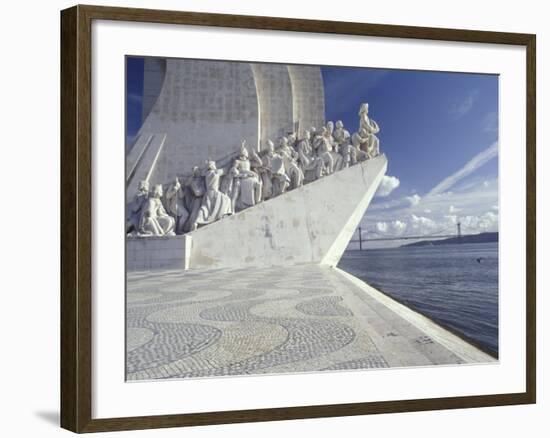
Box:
left=333, top=120, right=355, bottom=168
left=271, top=156, right=290, bottom=196
left=297, top=130, right=324, bottom=181
left=220, top=160, right=240, bottom=213
left=268, top=142, right=290, bottom=197
left=325, top=121, right=338, bottom=152
left=333, top=120, right=350, bottom=146
left=249, top=139, right=290, bottom=200
left=256, top=140, right=275, bottom=200
left=276, top=136, right=295, bottom=171
left=191, top=161, right=232, bottom=230
left=234, top=142, right=262, bottom=211
left=246, top=146, right=267, bottom=200
left=351, top=128, right=371, bottom=162
left=139, top=184, right=176, bottom=236
left=164, top=178, right=189, bottom=234
left=341, top=141, right=356, bottom=168
left=127, top=103, right=383, bottom=238
left=287, top=154, right=304, bottom=190
left=287, top=132, right=298, bottom=149
left=358, top=103, right=381, bottom=158
left=324, top=123, right=345, bottom=171
left=126, top=180, right=150, bottom=235
left=313, top=127, right=334, bottom=175
left=185, top=166, right=206, bottom=232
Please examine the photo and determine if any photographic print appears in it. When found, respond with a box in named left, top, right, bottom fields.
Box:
left=125, top=56, right=499, bottom=382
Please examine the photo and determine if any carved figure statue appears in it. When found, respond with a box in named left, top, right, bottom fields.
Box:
left=287, top=154, right=304, bottom=190
left=276, top=136, right=295, bottom=172
left=234, top=142, right=262, bottom=211
left=191, top=161, right=232, bottom=229
left=126, top=180, right=150, bottom=235
left=220, top=159, right=240, bottom=213
left=333, top=120, right=354, bottom=167
left=256, top=140, right=275, bottom=200
left=253, top=140, right=288, bottom=198
left=351, top=128, right=372, bottom=162
left=164, top=178, right=189, bottom=234
left=139, top=184, right=176, bottom=236
left=340, top=140, right=356, bottom=168
left=185, top=166, right=206, bottom=232
left=313, top=127, right=334, bottom=175
left=333, top=120, right=350, bottom=149
left=249, top=148, right=263, bottom=174
left=287, top=132, right=298, bottom=149
left=358, top=103, right=380, bottom=157
left=325, top=121, right=338, bottom=152
left=324, top=123, right=344, bottom=171
left=297, top=130, right=324, bottom=180
left=269, top=151, right=290, bottom=196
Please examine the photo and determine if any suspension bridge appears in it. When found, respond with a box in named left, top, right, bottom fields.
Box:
left=350, top=221, right=466, bottom=250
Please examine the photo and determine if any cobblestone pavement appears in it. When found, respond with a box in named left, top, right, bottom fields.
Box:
left=126, top=265, right=470, bottom=381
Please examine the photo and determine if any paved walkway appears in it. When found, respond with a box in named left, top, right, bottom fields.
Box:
left=126, top=265, right=495, bottom=381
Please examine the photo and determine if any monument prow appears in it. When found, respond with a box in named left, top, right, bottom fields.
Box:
left=127, top=155, right=386, bottom=271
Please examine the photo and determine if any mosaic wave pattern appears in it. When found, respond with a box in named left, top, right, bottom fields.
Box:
left=126, top=265, right=464, bottom=381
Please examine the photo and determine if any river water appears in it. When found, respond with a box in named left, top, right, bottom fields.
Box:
left=338, top=242, right=499, bottom=356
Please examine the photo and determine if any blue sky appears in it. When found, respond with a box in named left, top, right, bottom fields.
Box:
left=321, top=66, right=499, bottom=247
left=126, top=57, right=145, bottom=148
left=127, top=58, right=499, bottom=247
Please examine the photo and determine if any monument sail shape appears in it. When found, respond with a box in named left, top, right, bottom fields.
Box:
left=125, top=58, right=385, bottom=271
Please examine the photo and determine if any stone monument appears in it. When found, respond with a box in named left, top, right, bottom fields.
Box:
left=125, top=58, right=386, bottom=271
left=126, top=59, right=325, bottom=201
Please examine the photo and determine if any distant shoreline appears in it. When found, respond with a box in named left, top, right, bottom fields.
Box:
left=344, top=233, right=499, bottom=252
left=400, top=231, right=498, bottom=248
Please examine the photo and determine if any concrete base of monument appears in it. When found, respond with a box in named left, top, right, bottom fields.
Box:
left=126, top=234, right=192, bottom=271
left=126, top=264, right=496, bottom=381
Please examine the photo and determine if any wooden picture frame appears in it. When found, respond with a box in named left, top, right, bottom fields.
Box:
left=60, top=4, right=536, bottom=433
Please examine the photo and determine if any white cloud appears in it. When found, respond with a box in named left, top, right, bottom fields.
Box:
left=374, top=220, right=406, bottom=236
left=460, top=212, right=498, bottom=233
left=427, top=142, right=498, bottom=197
left=444, top=214, right=458, bottom=224
left=406, top=194, right=421, bottom=206
left=392, top=220, right=406, bottom=233
left=482, top=111, right=498, bottom=133
left=376, top=222, right=388, bottom=233
left=450, top=90, right=479, bottom=119
left=409, top=214, right=437, bottom=233
left=364, top=144, right=499, bottom=248
left=449, top=205, right=461, bottom=214
left=375, top=175, right=400, bottom=197
left=366, top=210, right=497, bottom=243
left=364, top=175, right=499, bottom=246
